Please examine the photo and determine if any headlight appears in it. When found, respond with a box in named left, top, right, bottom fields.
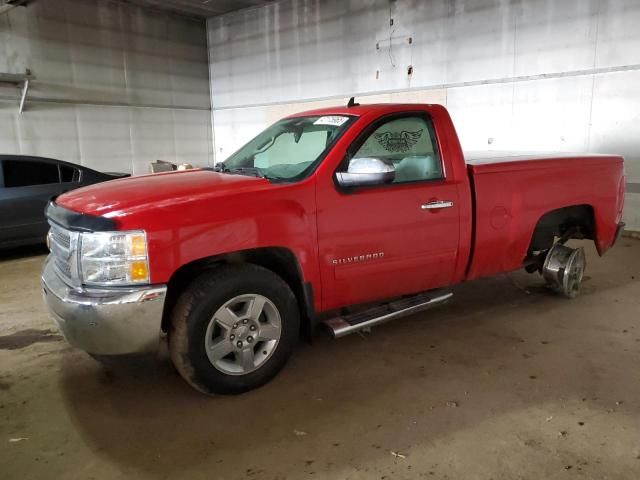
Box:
left=79, top=231, right=149, bottom=286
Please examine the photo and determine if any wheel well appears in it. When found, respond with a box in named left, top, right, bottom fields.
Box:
left=161, top=248, right=313, bottom=337
left=528, top=205, right=595, bottom=253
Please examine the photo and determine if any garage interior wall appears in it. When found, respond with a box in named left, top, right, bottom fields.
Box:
left=208, top=0, right=640, bottom=231
left=0, top=0, right=212, bottom=175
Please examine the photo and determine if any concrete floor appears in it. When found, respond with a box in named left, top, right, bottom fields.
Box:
left=1, top=240, right=639, bottom=480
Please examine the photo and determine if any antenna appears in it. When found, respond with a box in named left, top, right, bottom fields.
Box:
left=347, top=96, right=360, bottom=108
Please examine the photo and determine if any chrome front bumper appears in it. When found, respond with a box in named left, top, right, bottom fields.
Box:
left=41, top=256, right=167, bottom=355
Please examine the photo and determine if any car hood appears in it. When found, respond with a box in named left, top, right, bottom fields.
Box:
left=56, top=169, right=272, bottom=220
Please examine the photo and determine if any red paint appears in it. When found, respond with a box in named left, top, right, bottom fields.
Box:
left=56, top=103, right=624, bottom=313
left=466, top=155, right=623, bottom=280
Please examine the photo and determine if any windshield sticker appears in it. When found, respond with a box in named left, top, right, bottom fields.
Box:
left=313, top=116, right=350, bottom=127
left=374, top=129, right=423, bottom=153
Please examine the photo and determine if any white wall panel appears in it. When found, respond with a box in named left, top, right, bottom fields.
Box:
left=64, top=0, right=128, bottom=103
left=0, top=15, right=10, bottom=73
left=172, top=109, right=214, bottom=167
left=7, top=3, right=75, bottom=101
left=129, top=108, right=176, bottom=174
left=624, top=194, right=640, bottom=232
left=0, top=104, right=20, bottom=153
left=345, top=1, right=393, bottom=94
left=122, top=12, right=175, bottom=107
left=393, top=0, right=449, bottom=89
left=510, top=76, right=593, bottom=152
left=596, top=0, right=640, bottom=69
left=209, top=0, right=413, bottom=108
left=514, top=0, right=599, bottom=77
left=14, top=103, right=82, bottom=161
left=447, top=83, right=514, bottom=152
left=75, top=106, right=133, bottom=174
left=589, top=71, right=640, bottom=182
left=0, top=0, right=212, bottom=173
left=445, top=0, right=517, bottom=84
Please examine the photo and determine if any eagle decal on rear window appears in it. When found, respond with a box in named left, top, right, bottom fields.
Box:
left=374, top=129, right=423, bottom=153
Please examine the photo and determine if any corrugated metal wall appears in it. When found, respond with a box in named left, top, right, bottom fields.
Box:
left=208, top=0, right=640, bottom=230
left=0, top=0, right=213, bottom=175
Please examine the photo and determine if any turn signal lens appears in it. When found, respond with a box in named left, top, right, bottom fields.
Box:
left=129, top=261, right=149, bottom=282
left=129, top=234, right=147, bottom=257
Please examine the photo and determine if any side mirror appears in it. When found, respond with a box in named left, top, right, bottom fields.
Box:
left=335, top=157, right=395, bottom=187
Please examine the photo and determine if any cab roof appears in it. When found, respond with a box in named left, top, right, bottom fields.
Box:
left=285, top=103, right=438, bottom=119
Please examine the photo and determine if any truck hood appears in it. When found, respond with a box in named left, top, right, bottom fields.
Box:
left=56, top=169, right=272, bottom=219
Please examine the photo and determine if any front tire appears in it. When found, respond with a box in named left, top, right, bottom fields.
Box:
left=169, top=264, right=300, bottom=395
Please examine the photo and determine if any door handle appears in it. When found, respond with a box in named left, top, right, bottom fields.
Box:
left=421, top=200, right=454, bottom=210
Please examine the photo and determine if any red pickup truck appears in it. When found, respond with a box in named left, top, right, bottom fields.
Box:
left=42, top=101, right=625, bottom=395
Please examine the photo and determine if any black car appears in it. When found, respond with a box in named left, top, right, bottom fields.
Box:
left=0, top=155, right=128, bottom=248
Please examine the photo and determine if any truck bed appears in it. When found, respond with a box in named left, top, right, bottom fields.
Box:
left=465, top=151, right=620, bottom=172
left=463, top=151, right=625, bottom=281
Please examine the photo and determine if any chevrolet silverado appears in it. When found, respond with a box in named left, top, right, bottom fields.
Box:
left=42, top=101, right=625, bottom=394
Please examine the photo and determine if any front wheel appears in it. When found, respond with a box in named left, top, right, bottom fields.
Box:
left=169, top=264, right=300, bottom=395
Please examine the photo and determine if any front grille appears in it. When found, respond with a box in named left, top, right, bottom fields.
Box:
left=54, top=256, right=72, bottom=278
left=48, top=223, right=77, bottom=284
left=50, top=227, right=70, bottom=250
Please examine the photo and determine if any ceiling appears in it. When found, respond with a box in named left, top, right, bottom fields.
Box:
left=120, top=0, right=275, bottom=19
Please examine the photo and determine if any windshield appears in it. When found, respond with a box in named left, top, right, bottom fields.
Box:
left=220, top=115, right=355, bottom=181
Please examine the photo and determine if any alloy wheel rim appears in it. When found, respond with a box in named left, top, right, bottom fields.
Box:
left=564, top=248, right=586, bottom=298
left=204, top=294, right=282, bottom=375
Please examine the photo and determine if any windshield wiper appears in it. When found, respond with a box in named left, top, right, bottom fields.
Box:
left=228, top=167, right=267, bottom=179
left=215, top=164, right=279, bottom=181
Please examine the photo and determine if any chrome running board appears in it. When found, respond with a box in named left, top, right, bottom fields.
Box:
left=323, top=289, right=453, bottom=338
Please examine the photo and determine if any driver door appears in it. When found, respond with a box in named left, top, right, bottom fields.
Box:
left=316, top=113, right=461, bottom=310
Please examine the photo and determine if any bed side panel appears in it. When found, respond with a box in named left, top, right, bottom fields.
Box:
left=466, top=157, right=623, bottom=280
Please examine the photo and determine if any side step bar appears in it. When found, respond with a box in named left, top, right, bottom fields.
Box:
left=323, top=290, right=453, bottom=338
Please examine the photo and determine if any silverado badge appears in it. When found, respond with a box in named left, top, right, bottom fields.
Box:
left=332, top=252, right=385, bottom=265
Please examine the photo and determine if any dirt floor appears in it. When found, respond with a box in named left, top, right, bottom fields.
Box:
left=1, top=240, right=639, bottom=480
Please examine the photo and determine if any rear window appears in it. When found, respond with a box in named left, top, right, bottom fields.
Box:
left=2, top=160, right=60, bottom=187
